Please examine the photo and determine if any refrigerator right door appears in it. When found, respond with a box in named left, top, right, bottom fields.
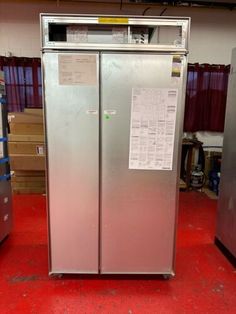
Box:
left=216, top=48, right=236, bottom=258
left=100, top=52, right=187, bottom=274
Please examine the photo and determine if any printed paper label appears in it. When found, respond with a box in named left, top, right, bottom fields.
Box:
left=86, top=110, right=98, bottom=115
left=0, top=142, right=3, bottom=158
left=104, top=110, right=117, bottom=115
left=67, top=25, right=88, bottom=43
left=129, top=88, right=178, bottom=171
left=3, top=197, right=8, bottom=204
left=36, top=145, right=44, bottom=155
left=58, top=54, right=97, bottom=86
left=112, top=27, right=128, bottom=44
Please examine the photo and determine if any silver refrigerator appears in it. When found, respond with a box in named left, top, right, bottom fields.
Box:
left=216, top=48, right=236, bottom=261
left=41, top=14, right=190, bottom=275
left=0, top=71, right=12, bottom=243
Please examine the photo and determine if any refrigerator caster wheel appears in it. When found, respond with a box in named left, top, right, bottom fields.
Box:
left=163, top=274, right=173, bottom=280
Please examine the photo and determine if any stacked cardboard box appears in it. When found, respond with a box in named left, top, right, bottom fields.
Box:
left=8, top=109, right=46, bottom=194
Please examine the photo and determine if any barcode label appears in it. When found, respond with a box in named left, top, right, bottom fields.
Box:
left=36, top=145, right=44, bottom=155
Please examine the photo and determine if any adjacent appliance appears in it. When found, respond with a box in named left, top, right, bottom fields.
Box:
left=0, top=71, right=12, bottom=243
left=216, top=48, right=236, bottom=261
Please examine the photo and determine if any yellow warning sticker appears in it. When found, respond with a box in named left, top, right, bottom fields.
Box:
left=171, top=55, right=182, bottom=77
left=172, top=55, right=182, bottom=63
left=98, top=17, right=129, bottom=24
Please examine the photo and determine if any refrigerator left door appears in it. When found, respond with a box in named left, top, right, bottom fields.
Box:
left=43, top=52, right=99, bottom=274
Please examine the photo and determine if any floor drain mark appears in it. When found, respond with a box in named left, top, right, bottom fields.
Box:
left=10, top=275, right=39, bottom=283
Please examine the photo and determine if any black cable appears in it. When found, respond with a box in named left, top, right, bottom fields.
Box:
left=160, top=8, right=167, bottom=16
left=142, top=7, right=151, bottom=15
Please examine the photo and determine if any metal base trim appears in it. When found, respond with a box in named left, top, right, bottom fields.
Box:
left=0, top=234, right=9, bottom=245
left=215, top=237, right=236, bottom=267
left=49, top=270, right=175, bottom=276
left=100, top=272, right=174, bottom=275
left=49, top=271, right=99, bottom=275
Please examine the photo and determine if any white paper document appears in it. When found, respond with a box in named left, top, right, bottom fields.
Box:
left=112, top=27, right=128, bottom=44
left=58, top=54, right=97, bottom=85
left=67, top=25, right=88, bottom=43
left=129, top=88, right=178, bottom=170
left=0, top=142, right=3, bottom=158
left=36, top=145, right=44, bottom=156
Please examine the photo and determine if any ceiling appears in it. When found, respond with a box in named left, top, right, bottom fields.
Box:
left=7, top=0, right=236, bottom=10
left=56, top=0, right=236, bottom=10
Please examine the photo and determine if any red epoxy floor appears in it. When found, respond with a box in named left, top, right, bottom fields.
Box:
left=0, top=192, right=236, bottom=313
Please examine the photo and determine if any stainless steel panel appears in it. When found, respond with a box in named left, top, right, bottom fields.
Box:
left=43, top=52, right=99, bottom=273
left=0, top=181, right=12, bottom=242
left=100, top=53, right=187, bottom=273
left=216, top=48, right=236, bottom=258
left=41, top=14, right=190, bottom=52
left=0, top=71, right=12, bottom=243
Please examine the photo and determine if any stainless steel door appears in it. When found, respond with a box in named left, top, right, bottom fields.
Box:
left=43, top=52, right=99, bottom=273
left=216, top=48, right=236, bottom=258
left=100, top=53, right=186, bottom=274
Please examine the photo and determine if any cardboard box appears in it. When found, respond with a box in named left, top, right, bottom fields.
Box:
left=9, top=123, right=44, bottom=135
left=10, top=155, right=45, bottom=171
left=8, top=134, right=45, bottom=142
left=11, top=170, right=46, bottom=193
left=11, top=181, right=45, bottom=188
left=12, top=187, right=46, bottom=194
left=24, top=108, right=43, bottom=115
left=13, top=170, right=45, bottom=177
left=8, top=112, right=43, bottom=124
left=8, top=142, right=45, bottom=155
left=11, top=175, right=45, bottom=183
